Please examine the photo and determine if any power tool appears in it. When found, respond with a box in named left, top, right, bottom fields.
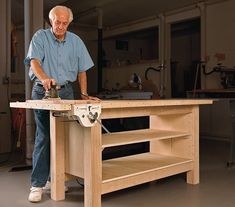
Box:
left=43, top=84, right=61, bottom=99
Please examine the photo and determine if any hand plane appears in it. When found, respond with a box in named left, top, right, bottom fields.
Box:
left=43, top=84, right=61, bottom=99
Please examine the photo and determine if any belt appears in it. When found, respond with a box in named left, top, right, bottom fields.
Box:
left=35, top=82, right=70, bottom=88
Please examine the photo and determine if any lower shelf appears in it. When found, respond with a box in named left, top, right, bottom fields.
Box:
left=102, top=152, right=193, bottom=194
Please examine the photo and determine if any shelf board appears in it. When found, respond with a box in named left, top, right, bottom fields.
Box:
left=102, top=128, right=189, bottom=148
left=102, top=153, right=192, bottom=182
left=102, top=153, right=193, bottom=194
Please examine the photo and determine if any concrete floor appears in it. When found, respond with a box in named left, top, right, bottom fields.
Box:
left=0, top=139, right=235, bottom=207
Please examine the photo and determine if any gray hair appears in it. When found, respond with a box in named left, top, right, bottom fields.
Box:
left=49, top=6, right=73, bottom=23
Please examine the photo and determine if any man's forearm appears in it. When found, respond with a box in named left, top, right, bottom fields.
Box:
left=78, top=71, right=88, bottom=95
left=30, top=59, right=55, bottom=90
left=78, top=71, right=100, bottom=101
left=30, top=59, right=48, bottom=82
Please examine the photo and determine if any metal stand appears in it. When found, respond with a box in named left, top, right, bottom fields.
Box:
left=227, top=100, right=235, bottom=168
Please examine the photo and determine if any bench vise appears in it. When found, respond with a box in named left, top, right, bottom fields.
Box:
left=53, top=103, right=101, bottom=127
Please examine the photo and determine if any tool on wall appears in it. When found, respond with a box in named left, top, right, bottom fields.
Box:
left=144, top=65, right=163, bottom=98
left=144, top=66, right=161, bottom=80
left=202, top=63, right=235, bottom=89
left=129, top=73, right=142, bottom=90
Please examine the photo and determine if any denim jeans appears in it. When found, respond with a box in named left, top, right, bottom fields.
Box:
left=31, top=83, right=74, bottom=187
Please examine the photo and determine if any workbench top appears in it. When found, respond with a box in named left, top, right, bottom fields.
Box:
left=10, top=99, right=213, bottom=111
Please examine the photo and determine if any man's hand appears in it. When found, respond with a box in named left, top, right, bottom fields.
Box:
left=41, top=78, right=56, bottom=91
left=81, top=93, right=100, bottom=101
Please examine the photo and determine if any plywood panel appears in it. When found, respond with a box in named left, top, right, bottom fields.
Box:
left=65, top=121, right=84, bottom=178
left=102, top=128, right=189, bottom=148
left=102, top=153, right=193, bottom=194
left=101, top=99, right=213, bottom=109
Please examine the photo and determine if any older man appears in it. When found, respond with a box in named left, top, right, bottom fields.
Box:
left=25, top=5, right=98, bottom=202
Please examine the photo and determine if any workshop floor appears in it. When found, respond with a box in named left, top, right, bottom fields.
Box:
left=0, top=139, right=235, bottom=207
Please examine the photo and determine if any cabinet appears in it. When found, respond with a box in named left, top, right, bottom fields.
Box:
left=10, top=99, right=212, bottom=207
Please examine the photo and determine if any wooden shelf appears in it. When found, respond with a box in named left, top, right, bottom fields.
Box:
left=102, top=153, right=193, bottom=194
left=102, top=128, right=189, bottom=148
left=103, top=59, right=159, bottom=69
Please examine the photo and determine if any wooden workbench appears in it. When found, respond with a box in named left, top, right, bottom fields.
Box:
left=10, top=99, right=212, bottom=207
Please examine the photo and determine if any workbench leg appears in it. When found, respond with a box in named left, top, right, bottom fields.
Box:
left=83, top=124, right=102, bottom=207
left=187, top=106, right=199, bottom=184
left=50, top=112, right=65, bottom=200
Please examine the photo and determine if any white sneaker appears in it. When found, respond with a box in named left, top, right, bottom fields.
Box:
left=28, top=187, right=43, bottom=203
left=43, top=181, right=69, bottom=192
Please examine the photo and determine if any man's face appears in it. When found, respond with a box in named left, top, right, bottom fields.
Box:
left=51, top=10, right=70, bottom=39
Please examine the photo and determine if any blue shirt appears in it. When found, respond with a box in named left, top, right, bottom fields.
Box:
left=24, top=28, right=94, bottom=85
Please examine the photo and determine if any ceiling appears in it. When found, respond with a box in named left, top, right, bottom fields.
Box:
left=13, top=0, right=217, bottom=28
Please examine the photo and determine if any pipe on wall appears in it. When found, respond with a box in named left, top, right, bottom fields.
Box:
left=97, top=8, right=103, bottom=92
left=24, top=0, right=34, bottom=162
left=197, top=2, right=207, bottom=89
left=159, top=14, right=166, bottom=98
left=24, top=0, right=43, bottom=162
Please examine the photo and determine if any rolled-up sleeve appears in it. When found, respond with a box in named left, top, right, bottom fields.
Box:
left=24, top=30, right=45, bottom=67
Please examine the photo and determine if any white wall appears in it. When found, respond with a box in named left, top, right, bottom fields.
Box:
left=103, top=37, right=158, bottom=66
left=205, top=0, right=235, bottom=88
left=102, top=0, right=235, bottom=96
left=103, top=61, right=160, bottom=91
